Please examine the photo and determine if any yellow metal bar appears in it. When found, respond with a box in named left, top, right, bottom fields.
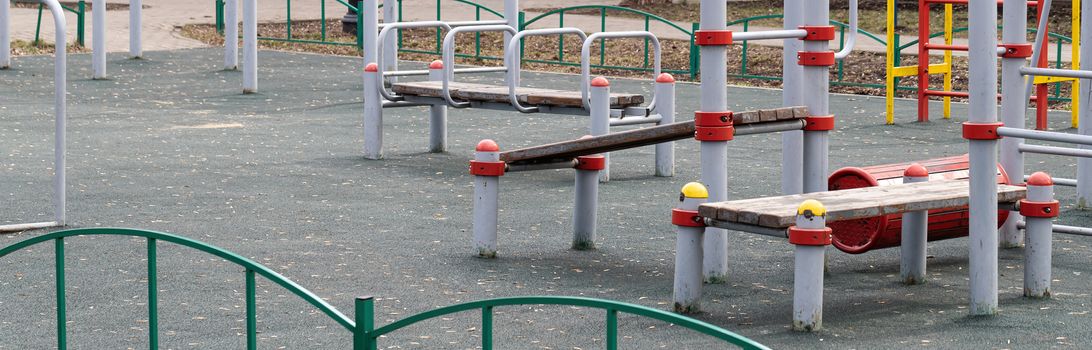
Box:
left=1034, top=76, right=1078, bottom=84
left=1073, top=0, right=1081, bottom=128
left=892, top=63, right=951, bottom=77
left=885, top=0, right=896, bottom=124
left=942, top=4, right=953, bottom=119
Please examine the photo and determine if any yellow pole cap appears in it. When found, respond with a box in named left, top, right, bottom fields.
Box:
left=680, top=182, right=709, bottom=199
left=797, top=199, right=827, bottom=217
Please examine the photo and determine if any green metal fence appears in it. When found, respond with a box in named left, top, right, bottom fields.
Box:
left=33, top=0, right=86, bottom=46
left=0, top=227, right=767, bottom=350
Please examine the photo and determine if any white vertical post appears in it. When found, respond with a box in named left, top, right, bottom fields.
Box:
left=363, top=63, right=383, bottom=159
left=1023, top=172, right=1056, bottom=298
left=698, top=0, right=730, bottom=284
left=966, top=0, right=1000, bottom=316
left=362, top=0, right=378, bottom=69
left=572, top=152, right=604, bottom=250
left=242, top=0, right=257, bottom=93
left=800, top=0, right=831, bottom=194
left=1079, top=0, right=1092, bottom=208
left=428, top=61, right=447, bottom=153
left=1, top=0, right=10, bottom=69
left=471, top=140, right=504, bottom=258
left=590, top=77, right=611, bottom=182
left=92, top=0, right=106, bottom=79
left=224, top=0, right=238, bottom=70
left=504, top=0, right=519, bottom=87
left=999, top=0, right=1027, bottom=247
left=900, top=164, right=929, bottom=284
left=129, top=0, right=142, bottom=58
left=781, top=0, right=804, bottom=195
left=790, top=199, right=829, bottom=332
left=654, top=73, right=675, bottom=177
left=382, top=0, right=397, bottom=75
left=672, top=182, right=708, bottom=313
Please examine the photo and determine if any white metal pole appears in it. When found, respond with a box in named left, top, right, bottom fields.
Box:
left=224, top=0, right=238, bottom=69
left=672, top=182, right=708, bottom=313
left=363, top=63, right=383, bottom=159
left=362, top=0, right=378, bottom=70
left=698, top=0, right=730, bottom=284
left=781, top=0, right=804, bottom=195
left=471, top=140, right=503, bottom=258
left=590, top=77, right=611, bottom=182
left=573, top=152, right=604, bottom=250
left=900, top=164, right=929, bottom=284
left=504, top=0, right=519, bottom=86
left=800, top=0, right=830, bottom=194
left=92, top=0, right=106, bottom=79
left=1022, top=172, right=1056, bottom=298
left=999, top=0, right=1028, bottom=247
left=654, top=73, right=675, bottom=177
left=242, top=0, right=257, bottom=93
left=428, top=61, right=447, bottom=152
left=129, top=0, right=142, bottom=58
left=382, top=0, right=397, bottom=75
left=1, top=0, right=10, bottom=69
left=791, top=199, right=829, bottom=332
left=1079, top=0, right=1092, bottom=208
left=50, top=0, right=66, bottom=226
left=967, top=0, right=1000, bottom=316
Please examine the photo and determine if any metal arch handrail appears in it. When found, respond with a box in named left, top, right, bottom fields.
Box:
left=0, top=227, right=357, bottom=332
left=580, top=31, right=661, bottom=111
left=522, top=5, right=693, bottom=36
left=504, top=28, right=588, bottom=113
left=375, top=21, right=453, bottom=102
left=441, top=24, right=516, bottom=108
left=367, top=295, right=770, bottom=350
left=834, top=0, right=858, bottom=60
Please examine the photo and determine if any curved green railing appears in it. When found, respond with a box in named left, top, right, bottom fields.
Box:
left=33, top=0, right=86, bottom=46
left=2, top=227, right=766, bottom=350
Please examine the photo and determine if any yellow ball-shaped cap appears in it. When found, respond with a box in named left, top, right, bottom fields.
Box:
left=680, top=182, right=709, bottom=199
left=796, top=199, right=826, bottom=217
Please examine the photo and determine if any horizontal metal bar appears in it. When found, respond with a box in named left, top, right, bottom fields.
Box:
left=384, top=67, right=506, bottom=77
left=704, top=219, right=788, bottom=238
left=506, top=160, right=579, bottom=173
left=997, top=127, right=1092, bottom=146
left=1023, top=175, right=1078, bottom=187
left=609, top=115, right=662, bottom=127
left=0, top=221, right=62, bottom=233
left=401, top=95, right=589, bottom=116
left=1019, top=67, right=1092, bottom=79
left=381, top=101, right=433, bottom=108
left=377, top=19, right=507, bottom=30
left=733, top=29, right=807, bottom=41
left=1019, top=144, right=1092, bottom=158
left=1019, top=221, right=1092, bottom=236
left=734, top=119, right=808, bottom=136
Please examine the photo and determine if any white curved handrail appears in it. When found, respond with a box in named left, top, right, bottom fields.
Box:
left=504, top=28, right=589, bottom=113
left=580, top=31, right=661, bottom=111
left=442, top=25, right=516, bottom=108
left=376, top=21, right=453, bottom=102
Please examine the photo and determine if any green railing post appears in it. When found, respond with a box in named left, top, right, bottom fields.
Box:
left=434, top=0, right=442, bottom=54
left=35, top=5, right=44, bottom=45
left=837, top=25, right=846, bottom=82
left=481, top=306, right=493, bottom=350
left=643, top=15, right=650, bottom=68
left=77, top=1, right=86, bottom=46
left=606, top=308, right=618, bottom=350
left=599, top=8, right=606, bottom=66
left=474, top=7, right=482, bottom=59
left=321, top=0, right=327, bottom=42
left=148, top=238, right=159, bottom=349
left=558, top=11, right=566, bottom=62
left=518, top=11, right=526, bottom=60
left=55, top=237, right=67, bottom=350
left=246, top=269, right=257, bottom=350
left=286, top=0, right=292, bottom=40
left=216, top=0, right=225, bottom=34
left=690, top=22, right=699, bottom=79
left=356, top=1, right=364, bottom=52
left=741, top=21, right=749, bottom=75
left=354, top=296, right=376, bottom=350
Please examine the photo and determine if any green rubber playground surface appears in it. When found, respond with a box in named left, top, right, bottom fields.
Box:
left=2, top=48, right=1092, bottom=349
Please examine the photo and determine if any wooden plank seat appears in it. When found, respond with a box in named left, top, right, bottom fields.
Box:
left=499, top=106, right=809, bottom=165
left=391, top=81, right=645, bottom=108
left=699, top=179, right=1027, bottom=230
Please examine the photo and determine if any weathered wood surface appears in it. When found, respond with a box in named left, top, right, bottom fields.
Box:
left=498, top=106, right=809, bottom=165
left=391, top=81, right=645, bottom=108
left=699, top=180, right=1027, bottom=229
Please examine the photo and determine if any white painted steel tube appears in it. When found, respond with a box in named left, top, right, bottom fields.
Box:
left=224, top=0, right=238, bottom=69
left=363, top=65, right=383, bottom=159
left=504, top=0, right=518, bottom=87
left=732, top=29, right=807, bottom=41
left=781, top=0, right=803, bottom=196
left=1051, top=224, right=1092, bottom=235
left=242, top=0, right=257, bottom=93
left=428, top=64, right=447, bottom=153
left=997, top=127, right=1092, bottom=146
left=92, top=0, right=106, bottom=79
left=792, top=202, right=827, bottom=332
left=505, top=28, right=587, bottom=113
left=801, top=0, right=830, bottom=195
left=472, top=145, right=502, bottom=258
left=382, top=0, right=397, bottom=76
left=1023, top=174, right=1055, bottom=298
left=442, top=25, right=516, bottom=108
left=1021, top=66, right=1092, bottom=79
left=579, top=31, right=661, bottom=111
left=833, top=0, right=857, bottom=60
left=999, top=0, right=1028, bottom=248
left=572, top=160, right=599, bottom=250
left=384, top=66, right=506, bottom=77
left=699, top=0, right=729, bottom=283
left=1081, top=0, right=1092, bottom=208
left=967, top=0, right=1000, bottom=316
left=900, top=166, right=929, bottom=284
left=129, top=0, right=142, bottom=58
left=590, top=79, right=611, bottom=182
left=609, top=116, right=662, bottom=127
left=1022, top=0, right=1053, bottom=106
left=672, top=183, right=707, bottom=313
left=653, top=75, right=675, bottom=177
left=1019, top=144, right=1092, bottom=158
left=1, top=0, right=10, bottom=69
left=362, top=0, right=378, bottom=69
left=375, top=21, right=452, bottom=102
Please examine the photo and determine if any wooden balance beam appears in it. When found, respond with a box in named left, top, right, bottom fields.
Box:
left=499, top=106, right=809, bottom=166
left=392, top=81, right=646, bottom=109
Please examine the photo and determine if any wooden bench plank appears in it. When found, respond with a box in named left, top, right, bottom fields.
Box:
left=391, top=81, right=645, bottom=108
left=699, top=180, right=1027, bottom=229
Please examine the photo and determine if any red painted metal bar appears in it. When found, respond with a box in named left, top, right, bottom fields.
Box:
left=918, top=0, right=931, bottom=122
left=1035, top=3, right=1049, bottom=130
left=924, top=43, right=968, bottom=51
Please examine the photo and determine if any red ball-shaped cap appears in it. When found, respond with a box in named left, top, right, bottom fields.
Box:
left=1027, top=171, right=1054, bottom=186
left=656, top=73, right=675, bottom=83
left=364, top=63, right=378, bottom=72
left=903, top=163, right=929, bottom=178
left=429, top=60, right=444, bottom=69
left=476, top=139, right=500, bottom=152
left=591, top=76, right=610, bottom=87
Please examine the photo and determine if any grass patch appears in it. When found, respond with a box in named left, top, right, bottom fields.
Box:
left=7, top=39, right=88, bottom=56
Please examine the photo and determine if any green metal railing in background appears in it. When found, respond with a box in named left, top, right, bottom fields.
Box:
left=33, top=0, right=86, bottom=46
left=214, top=0, right=374, bottom=48
left=0, top=227, right=767, bottom=350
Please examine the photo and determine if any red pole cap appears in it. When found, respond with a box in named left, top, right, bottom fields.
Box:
left=591, top=76, right=610, bottom=87
left=1027, top=172, right=1054, bottom=186
left=904, top=163, right=929, bottom=178
left=655, top=73, right=675, bottom=84
left=364, top=63, right=378, bottom=72
left=429, top=60, right=444, bottom=69
left=476, top=139, right=500, bottom=152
